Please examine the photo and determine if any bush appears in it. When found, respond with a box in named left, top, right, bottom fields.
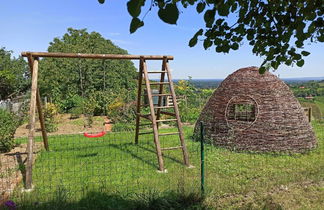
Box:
left=107, top=97, right=136, bottom=123
left=0, top=109, right=18, bottom=153
left=83, top=97, right=98, bottom=128
left=70, top=106, right=83, bottom=119
left=178, top=102, right=200, bottom=124
left=44, top=103, right=59, bottom=132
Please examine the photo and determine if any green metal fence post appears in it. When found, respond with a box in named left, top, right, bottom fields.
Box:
left=200, top=121, right=205, bottom=196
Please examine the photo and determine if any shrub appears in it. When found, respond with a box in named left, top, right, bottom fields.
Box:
left=0, top=109, right=18, bottom=153
left=16, top=100, right=30, bottom=125
left=44, top=103, right=59, bottom=132
left=178, top=102, right=200, bottom=124
left=107, top=97, right=136, bottom=123
left=83, top=97, right=98, bottom=128
left=70, top=106, right=83, bottom=119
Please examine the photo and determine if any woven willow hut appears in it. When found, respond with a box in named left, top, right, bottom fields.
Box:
left=195, top=67, right=317, bottom=152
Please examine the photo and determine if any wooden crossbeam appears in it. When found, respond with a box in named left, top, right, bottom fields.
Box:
left=21, top=52, right=173, bottom=60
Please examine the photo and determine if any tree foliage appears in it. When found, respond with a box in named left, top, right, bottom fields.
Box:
left=99, top=0, right=324, bottom=73
left=0, top=109, right=18, bottom=152
left=39, top=28, right=138, bottom=112
left=0, top=47, right=28, bottom=100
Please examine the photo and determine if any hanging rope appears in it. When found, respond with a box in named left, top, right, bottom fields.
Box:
left=83, top=59, right=109, bottom=138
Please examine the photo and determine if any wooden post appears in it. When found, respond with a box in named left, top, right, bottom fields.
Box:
left=308, top=107, right=312, bottom=122
left=165, top=60, right=190, bottom=167
left=27, top=55, right=49, bottom=151
left=25, top=58, right=39, bottom=189
left=135, top=60, right=144, bottom=144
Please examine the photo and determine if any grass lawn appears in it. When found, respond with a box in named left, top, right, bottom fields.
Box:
left=10, top=123, right=324, bottom=209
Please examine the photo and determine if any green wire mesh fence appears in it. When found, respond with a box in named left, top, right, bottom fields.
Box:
left=1, top=120, right=323, bottom=209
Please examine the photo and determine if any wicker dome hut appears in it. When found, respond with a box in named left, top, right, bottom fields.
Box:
left=194, top=67, right=317, bottom=152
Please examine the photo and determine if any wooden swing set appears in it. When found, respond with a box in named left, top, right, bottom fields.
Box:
left=21, top=51, right=190, bottom=190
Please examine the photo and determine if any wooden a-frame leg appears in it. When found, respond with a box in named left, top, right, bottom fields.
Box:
left=141, top=58, right=165, bottom=171
left=135, top=59, right=144, bottom=144
left=25, top=57, right=40, bottom=189
left=165, top=60, right=190, bottom=167
left=27, top=55, right=49, bottom=151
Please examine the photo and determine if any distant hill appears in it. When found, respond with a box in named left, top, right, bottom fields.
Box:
left=173, top=79, right=223, bottom=89
left=282, top=77, right=324, bottom=83
left=173, top=77, right=324, bottom=89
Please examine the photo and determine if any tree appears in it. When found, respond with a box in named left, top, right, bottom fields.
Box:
left=0, top=47, right=28, bottom=100
left=98, top=0, right=323, bottom=73
left=39, top=28, right=138, bottom=112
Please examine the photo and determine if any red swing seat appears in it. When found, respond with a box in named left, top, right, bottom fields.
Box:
left=83, top=131, right=106, bottom=138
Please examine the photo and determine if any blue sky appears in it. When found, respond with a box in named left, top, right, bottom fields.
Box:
left=0, top=0, right=323, bottom=79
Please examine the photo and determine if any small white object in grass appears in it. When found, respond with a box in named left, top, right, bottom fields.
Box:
left=157, top=169, right=168, bottom=173
left=21, top=185, right=34, bottom=193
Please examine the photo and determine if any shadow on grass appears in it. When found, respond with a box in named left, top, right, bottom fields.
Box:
left=136, top=144, right=185, bottom=165
left=17, top=190, right=207, bottom=210
left=109, top=143, right=185, bottom=170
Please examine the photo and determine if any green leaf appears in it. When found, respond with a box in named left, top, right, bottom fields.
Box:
left=195, top=28, right=204, bottom=36
left=295, top=40, right=304, bottom=48
left=296, top=59, right=304, bottom=67
left=158, top=3, right=179, bottom=24
left=204, top=9, right=216, bottom=27
left=231, top=43, right=239, bottom=50
left=203, top=39, right=212, bottom=49
left=259, top=66, right=266, bottom=74
left=196, top=2, right=206, bottom=13
left=285, top=59, right=292, bottom=66
left=187, top=0, right=195, bottom=5
left=189, top=36, right=198, bottom=47
left=318, top=36, right=324, bottom=42
left=216, top=46, right=223, bottom=53
left=293, top=53, right=302, bottom=60
left=231, top=2, right=238, bottom=12
left=271, top=60, right=279, bottom=70
left=218, top=3, right=230, bottom=16
left=189, top=29, right=203, bottom=47
left=301, top=51, right=310, bottom=56
left=98, top=0, right=105, bottom=4
left=127, top=0, right=144, bottom=18
left=130, top=18, right=144, bottom=33
left=215, top=18, right=224, bottom=25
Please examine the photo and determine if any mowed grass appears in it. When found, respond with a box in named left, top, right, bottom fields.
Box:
left=12, top=123, right=324, bottom=209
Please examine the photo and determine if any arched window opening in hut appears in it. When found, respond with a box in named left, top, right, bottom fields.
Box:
left=228, top=104, right=256, bottom=121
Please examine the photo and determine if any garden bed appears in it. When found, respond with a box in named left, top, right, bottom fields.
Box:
left=14, top=114, right=106, bottom=138
left=0, top=142, right=42, bottom=206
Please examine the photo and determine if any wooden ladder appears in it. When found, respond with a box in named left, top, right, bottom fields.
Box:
left=135, top=56, right=190, bottom=172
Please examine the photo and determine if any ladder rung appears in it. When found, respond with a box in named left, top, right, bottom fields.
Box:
left=139, top=123, right=152, bottom=126
left=160, top=111, right=176, bottom=117
left=154, top=106, right=174, bottom=109
left=161, top=146, right=183, bottom=151
left=139, top=131, right=154, bottom=135
left=142, top=82, right=170, bottom=85
left=156, top=119, right=177, bottom=122
left=147, top=71, right=167, bottom=73
left=137, top=113, right=152, bottom=120
left=151, top=94, right=172, bottom=96
left=159, top=132, right=180, bottom=136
